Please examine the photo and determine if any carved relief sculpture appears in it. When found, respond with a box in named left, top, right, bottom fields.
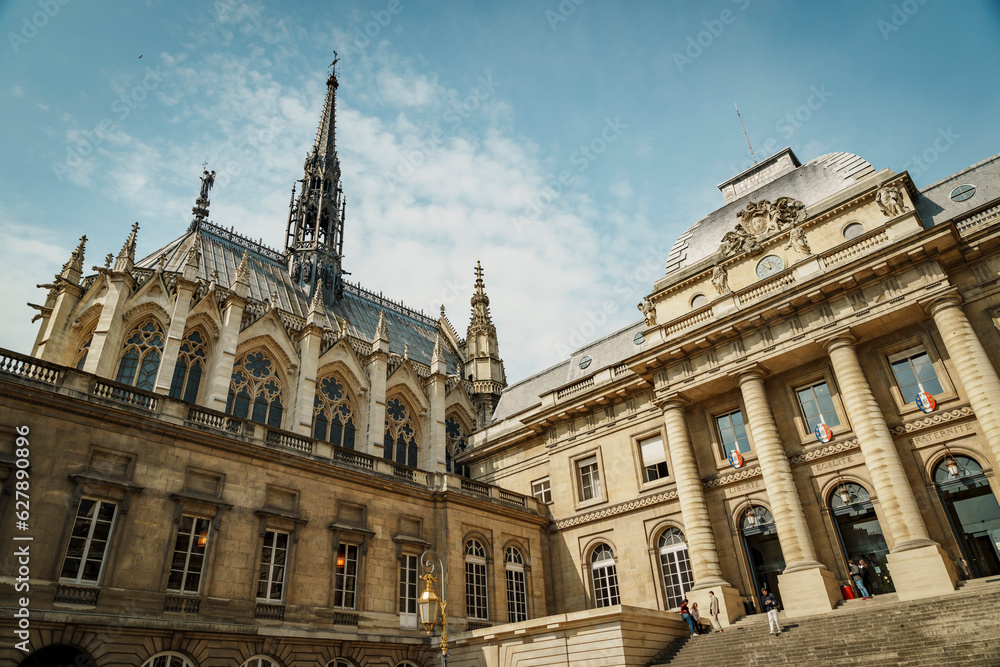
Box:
left=637, top=298, right=656, bottom=327
left=711, top=264, right=730, bottom=294
left=721, top=197, right=805, bottom=258
left=784, top=226, right=811, bottom=255
left=875, top=182, right=907, bottom=217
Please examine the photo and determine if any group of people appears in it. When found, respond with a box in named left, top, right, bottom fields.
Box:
left=678, top=591, right=724, bottom=637
left=848, top=557, right=875, bottom=599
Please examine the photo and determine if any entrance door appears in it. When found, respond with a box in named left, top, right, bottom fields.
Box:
left=19, top=645, right=96, bottom=667
left=740, top=505, right=786, bottom=612
left=830, top=482, right=895, bottom=595
left=935, top=455, right=1000, bottom=578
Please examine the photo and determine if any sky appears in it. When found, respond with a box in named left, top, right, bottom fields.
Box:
left=2, top=0, right=999, bottom=383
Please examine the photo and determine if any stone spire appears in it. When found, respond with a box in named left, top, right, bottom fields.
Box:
left=230, top=250, right=250, bottom=298
left=113, top=222, right=139, bottom=273
left=183, top=232, right=202, bottom=281
left=284, top=55, right=346, bottom=307
left=464, top=261, right=507, bottom=428
left=59, top=235, right=87, bottom=285
left=373, top=310, right=389, bottom=354
left=430, top=332, right=447, bottom=376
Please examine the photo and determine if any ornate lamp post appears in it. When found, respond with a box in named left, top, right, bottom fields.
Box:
left=418, top=549, right=448, bottom=666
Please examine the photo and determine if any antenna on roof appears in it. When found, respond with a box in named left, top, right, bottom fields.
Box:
left=735, top=103, right=757, bottom=165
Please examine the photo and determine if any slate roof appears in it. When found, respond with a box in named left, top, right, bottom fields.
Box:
left=135, top=221, right=462, bottom=373
left=915, top=152, right=1000, bottom=228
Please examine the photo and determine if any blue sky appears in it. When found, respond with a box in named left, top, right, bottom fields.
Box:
left=2, top=0, right=999, bottom=382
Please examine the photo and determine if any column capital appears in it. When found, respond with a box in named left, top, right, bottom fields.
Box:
left=920, top=288, right=963, bottom=317
left=820, top=329, right=859, bottom=354
left=732, top=362, right=769, bottom=386
left=655, top=392, right=690, bottom=412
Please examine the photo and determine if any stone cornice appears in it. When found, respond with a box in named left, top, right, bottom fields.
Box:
left=787, top=438, right=861, bottom=466
left=890, top=405, right=975, bottom=436
left=552, top=488, right=678, bottom=530
left=702, top=466, right=762, bottom=489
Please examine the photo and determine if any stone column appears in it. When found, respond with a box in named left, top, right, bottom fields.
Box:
left=928, top=295, right=1000, bottom=471
left=660, top=397, right=742, bottom=626
left=824, top=333, right=956, bottom=600
left=735, top=368, right=841, bottom=616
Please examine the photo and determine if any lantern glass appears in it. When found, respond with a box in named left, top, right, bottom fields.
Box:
left=839, top=486, right=851, bottom=504
left=746, top=510, right=756, bottom=527
left=946, top=457, right=960, bottom=477
left=418, top=591, right=438, bottom=631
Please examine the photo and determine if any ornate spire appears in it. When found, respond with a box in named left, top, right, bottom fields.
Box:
left=113, top=222, right=139, bottom=273
left=465, top=261, right=507, bottom=428
left=314, top=53, right=340, bottom=160
left=230, top=250, right=250, bottom=298
left=469, top=260, right=495, bottom=334
left=430, top=332, right=447, bottom=376
left=373, top=309, right=390, bottom=355
left=59, top=235, right=87, bottom=284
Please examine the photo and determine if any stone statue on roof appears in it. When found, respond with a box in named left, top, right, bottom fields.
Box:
left=875, top=182, right=906, bottom=217
left=199, top=169, right=216, bottom=200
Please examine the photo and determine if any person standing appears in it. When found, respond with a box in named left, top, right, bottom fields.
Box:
left=708, top=591, right=724, bottom=633
left=691, top=601, right=703, bottom=634
left=761, top=587, right=780, bottom=636
left=858, top=558, right=875, bottom=597
left=679, top=598, right=700, bottom=637
left=849, top=559, right=871, bottom=599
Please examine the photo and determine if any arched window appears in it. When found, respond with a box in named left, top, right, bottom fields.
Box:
left=313, top=375, right=357, bottom=449
left=115, top=320, right=164, bottom=390
left=326, top=661, right=356, bottom=667
left=657, top=527, right=693, bottom=610
left=226, top=350, right=284, bottom=428
left=74, top=327, right=95, bottom=370
left=465, top=538, right=489, bottom=620
left=933, top=454, right=1000, bottom=578
left=384, top=397, right=417, bottom=467
left=505, top=546, right=528, bottom=622
left=590, top=543, right=620, bottom=608
left=446, top=416, right=471, bottom=478
left=169, top=330, right=208, bottom=403
left=141, top=653, right=196, bottom=667
left=240, top=658, right=278, bottom=667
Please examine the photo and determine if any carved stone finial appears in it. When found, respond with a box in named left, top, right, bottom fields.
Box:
left=375, top=310, right=389, bottom=342
left=157, top=252, right=168, bottom=271
left=875, top=182, right=907, bottom=217
left=210, top=269, right=219, bottom=285
left=310, top=283, right=324, bottom=313
left=104, top=253, right=114, bottom=269
left=403, top=342, right=409, bottom=359
left=711, top=264, right=730, bottom=294
left=113, top=222, right=140, bottom=272
left=232, top=251, right=250, bottom=291
left=60, top=235, right=88, bottom=283
left=440, top=304, right=446, bottom=317
left=637, top=298, right=656, bottom=327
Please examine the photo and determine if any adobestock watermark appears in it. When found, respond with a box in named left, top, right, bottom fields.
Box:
left=512, top=116, right=628, bottom=234
left=725, top=84, right=833, bottom=177
left=900, top=127, right=959, bottom=181
left=7, top=0, right=71, bottom=54
left=337, top=0, right=413, bottom=63
left=545, top=0, right=586, bottom=31
left=52, top=61, right=168, bottom=182
left=877, top=0, right=930, bottom=41
left=670, top=0, right=751, bottom=73
left=553, top=243, right=673, bottom=358
left=383, top=68, right=501, bottom=191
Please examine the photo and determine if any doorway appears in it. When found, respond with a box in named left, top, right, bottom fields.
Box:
left=740, top=505, right=786, bottom=612
left=935, top=454, right=1000, bottom=579
left=830, top=481, right=895, bottom=595
left=19, top=645, right=96, bottom=667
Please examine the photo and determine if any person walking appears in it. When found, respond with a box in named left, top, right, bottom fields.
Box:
left=849, top=559, right=871, bottom=599
left=708, top=591, right=724, bottom=633
left=679, top=598, right=700, bottom=637
left=761, top=587, right=780, bottom=636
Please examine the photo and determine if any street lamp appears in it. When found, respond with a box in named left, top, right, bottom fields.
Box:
left=418, top=549, right=448, bottom=666
left=836, top=471, right=852, bottom=505
left=943, top=445, right=961, bottom=477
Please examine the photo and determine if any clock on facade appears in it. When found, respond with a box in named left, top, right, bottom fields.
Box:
left=755, top=254, right=785, bottom=279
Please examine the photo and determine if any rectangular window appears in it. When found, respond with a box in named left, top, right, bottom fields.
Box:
left=399, top=553, right=419, bottom=628
left=465, top=558, right=489, bottom=620
left=256, top=530, right=289, bottom=602
left=60, top=498, right=118, bottom=585
left=333, top=543, right=360, bottom=609
left=890, top=349, right=944, bottom=401
left=795, top=381, right=841, bottom=433
left=639, top=435, right=668, bottom=482
left=577, top=456, right=601, bottom=502
left=716, top=410, right=751, bottom=458
left=167, top=515, right=211, bottom=594
left=531, top=478, right=552, bottom=504
left=506, top=567, right=528, bottom=623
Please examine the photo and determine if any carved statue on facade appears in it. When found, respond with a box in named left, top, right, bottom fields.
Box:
left=721, top=197, right=805, bottom=258
left=720, top=223, right=761, bottom=258
left=784, top=225, right=811, bottom=256
left=711, top=264, right=730, bottom=294
left=637, top=298, right=656, bottom=327
left=290, top=257, right=301, bottom=282
left=199, top=169, right=216, bottom=200
left=301, top=258, right=312, bottom=283
left=875, top=182, right=906, bottom=217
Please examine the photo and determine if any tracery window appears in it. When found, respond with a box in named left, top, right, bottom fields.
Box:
left=115, top=320, right=164, bottom=391
left=505, top=546, right=528, bottom=623
left=383, top=397, right=417, bottom=467
left=313, top=375, right=357, bottom=449
left=465, top=538, right=489, bottom=620
left=226, top=350, right=284, bottom=428
left=446, top=416, right=470, bottom=478
left=169, top=330, right=208, bottom=403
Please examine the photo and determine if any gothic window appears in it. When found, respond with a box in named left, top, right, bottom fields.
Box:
left=115, top=320, right=164, bottom=391
left=465, top=539, right=489, bottom=620
left=226, top=350, right=284, bottom=428
left=446, top=416, right=471, bottom=478
left=312, top=375, right=357, bottom=449
left=74, top=328, right=95, bottom=370
left=169, top=330, right=208, bottom=403
left=505, top=546, right=528, bottom=623
left=590, top=543, right=620, bottom=608
left=383, top=397, right=417, bottom=467
left=657, top=527, right=693, bottom=610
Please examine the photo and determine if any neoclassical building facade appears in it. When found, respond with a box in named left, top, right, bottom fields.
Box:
left=2, top=60, right=1000, bottom=667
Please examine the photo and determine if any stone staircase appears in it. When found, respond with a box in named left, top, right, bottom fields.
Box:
left=650, top=577, right=1000, bottom=666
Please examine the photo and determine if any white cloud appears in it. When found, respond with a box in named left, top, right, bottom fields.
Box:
left=12, top=86, right=24, bottom=98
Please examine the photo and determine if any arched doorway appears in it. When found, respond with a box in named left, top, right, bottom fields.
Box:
left=934, top=454, right=1000, bottom=578
left=829, top=481, right=895, bottom=595
left=740, top=505, right=785, bottom=613
left=19, top=645, right=96, bottom=667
